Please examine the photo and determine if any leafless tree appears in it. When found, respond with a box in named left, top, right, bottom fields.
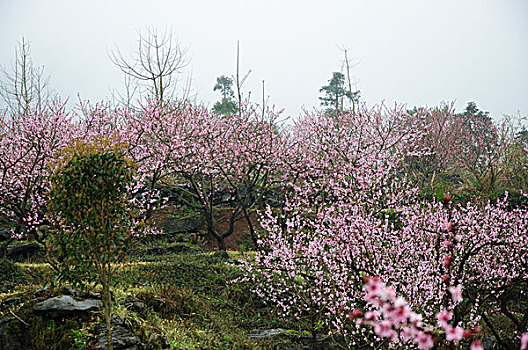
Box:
left=109, top=27, right=192, bottom=109
left=0, top=37, right=54, bottom=117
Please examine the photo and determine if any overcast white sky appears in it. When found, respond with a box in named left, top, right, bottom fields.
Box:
left=1, top=0, right=527, bottom=119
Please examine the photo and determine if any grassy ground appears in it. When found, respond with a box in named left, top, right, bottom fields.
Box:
left=0, top=242, right=291, bottom=350
left=3, top=238, right=524, bottom=349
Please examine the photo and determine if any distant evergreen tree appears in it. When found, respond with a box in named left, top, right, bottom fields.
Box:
left=456, top=102, right=496, bottom=150
left=516, top=127, right=528, bottom=143
left=319, top=72, right=359, bottom=114
left=213, top=75, right=238, bottom=116
left=214, top=76, right=235, bottom=100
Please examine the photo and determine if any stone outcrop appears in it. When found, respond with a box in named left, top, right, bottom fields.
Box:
left=248, top=328, right=345, bottom=349
left=33, top=295, right=101, bottom=318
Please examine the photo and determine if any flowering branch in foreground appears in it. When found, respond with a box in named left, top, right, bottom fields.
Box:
left=356, top=276, right=528, bottom=349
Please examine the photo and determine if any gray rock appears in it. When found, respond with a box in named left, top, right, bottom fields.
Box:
left=59, top=285, right=101, bottom=299
left=6, top=242, right=42, bottom=260
left=482, top=336, right=496, bottom=350
left=85, top=291, right=102, bottom=298
left=248, top=328, right=290, bottom=339
left=33, top=286, right=101, bottom=302
left=91, top=316, right=141, bottom=350
left=121, top=295, right=145, bottom=312
left=158, top=215, right=204, bottom=234
left=33, top=295, right=101, bottom=317
left=248, top=329, right=345, bottom=350
left=34, top=286, right=51, bottom=297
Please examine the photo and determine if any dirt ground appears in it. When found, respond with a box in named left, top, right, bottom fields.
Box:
left=152, top=206, right=260, bottom=251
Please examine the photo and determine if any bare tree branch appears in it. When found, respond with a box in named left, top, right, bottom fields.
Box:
left=109, top=27, right=191, bottom=109
left=0, top=37, right=54, bottom=117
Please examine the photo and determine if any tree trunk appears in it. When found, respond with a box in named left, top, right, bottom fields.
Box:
left=311, top=313, right=318, bottom=350
left=216, top=234, right=227, bottom=252
left=241, top=204, right=259, bottom=249
left=102, top=271, right=113, bottom=350
left=205, top=210, right=226, bottom=252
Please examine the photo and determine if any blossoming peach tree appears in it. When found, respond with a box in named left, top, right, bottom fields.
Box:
left=0, top=101, right=75, bottom=256
left=127, top=102, right=286, bottom=252
left=236, top=106, right=528, bottom=349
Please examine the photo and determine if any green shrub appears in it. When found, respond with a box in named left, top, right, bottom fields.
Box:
left=46, top=139, right=141, bottom=350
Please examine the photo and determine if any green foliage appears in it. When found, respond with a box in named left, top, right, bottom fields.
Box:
left=319, top=71, right=359, bottom=113
left=46, top=139, right=141, bottom=350
left=213, top=98, right=238, bottom=116
left=0, top=248, right=287, bottom=349
left=213, top=75, right=235, bottom=101
left=29, top=317, right=94, bottom=350
left=47, top=144, right=137, bottom=286
left=69, top=326, right=93, bottom=350
left=213, top=75, right=238, bottom=116
left=0, top=258, right=27, bottom=291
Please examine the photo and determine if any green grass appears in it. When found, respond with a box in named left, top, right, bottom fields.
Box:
left=113, top=251, right=288, bottom=348
left=0, top=257, right=28, bottom=292
left=2, top=240, right=527, bottom=349
left=0, top=248, right=288, bottom=349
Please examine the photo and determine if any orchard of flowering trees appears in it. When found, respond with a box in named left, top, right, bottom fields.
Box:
left=235, top=103, right=528, bottom=349
left=1, top=97, right=528, bottom=349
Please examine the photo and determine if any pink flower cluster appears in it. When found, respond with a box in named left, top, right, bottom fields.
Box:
left=361, top=277, right=528, bottom=349
left=357, top=277, right=485, bottom=349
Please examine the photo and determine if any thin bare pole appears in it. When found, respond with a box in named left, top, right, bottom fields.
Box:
left=262, top=80, right=265, bottom=117
left=236, top=41, right=241, bottom=117
left=233, top=41, right=251, bottom=117
left=344, top=49, right=355, bottom=114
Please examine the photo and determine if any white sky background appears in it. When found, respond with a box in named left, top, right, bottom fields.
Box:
left=1, top=0, right=527, bottom=120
